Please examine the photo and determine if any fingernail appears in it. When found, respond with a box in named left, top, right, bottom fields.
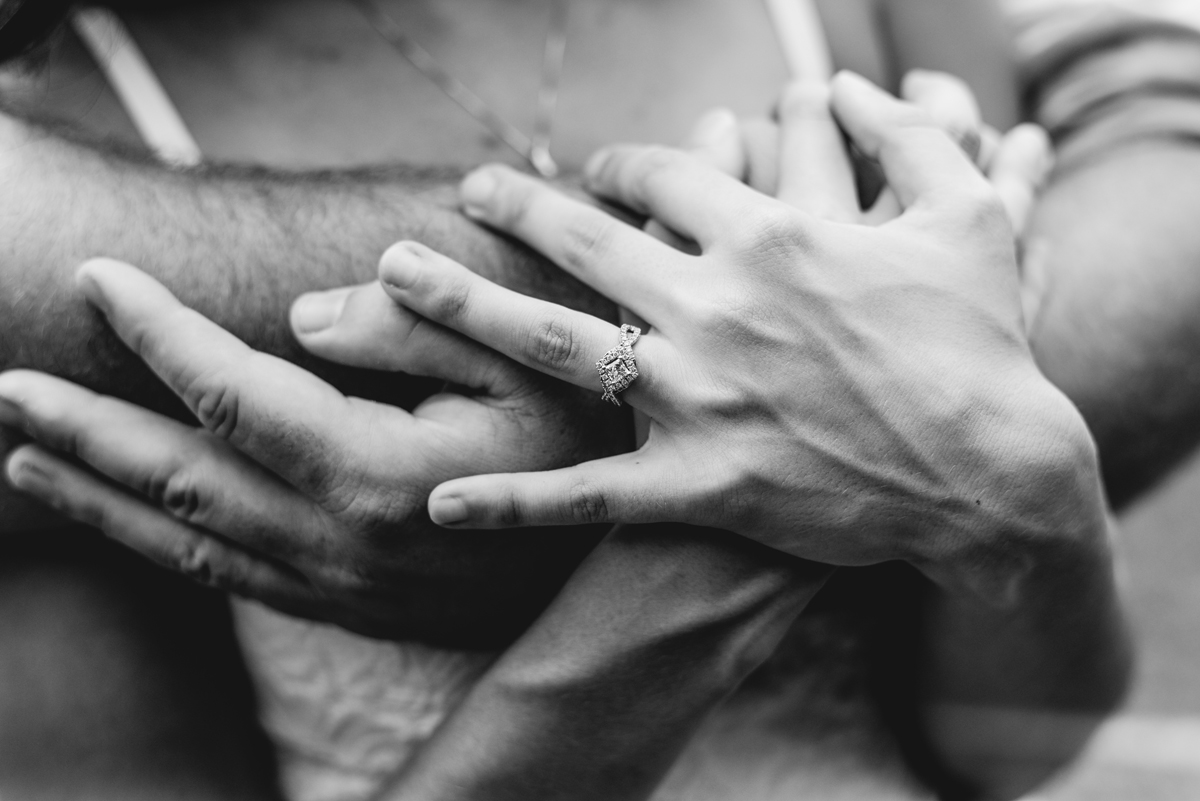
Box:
left=688, top=108, right=737, bottom=148
left=291, top=289, right=350, bottom=335
left=6, top=453, right=52, bottom=494
left=460, top=169, right=497, bottom=219
left=429, top=496, right=469, bottom=526
left=379, top=242, right=424, bottom=290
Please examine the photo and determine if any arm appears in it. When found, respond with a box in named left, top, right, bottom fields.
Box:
left=0, top=110, right=618, bottom=644
left=0, top=258, right=832, bottom=801
left=386, top=525, right=832, bottom=801
left=0, top=110, right=610, bottom=407
left=904, top=516, right=1131, bottom=800
left=901, top=14, right=1200, bottom=786
left=364, top=74, right=1129, bottom=801
left=957, top=3, right=1200, bottom=509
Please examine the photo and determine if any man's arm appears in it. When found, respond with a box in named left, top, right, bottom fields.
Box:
left=0, top=111, right=610, bottom=395
left=901, top=10, right=1200, bottom=796
left=1014, top=5, right=1200, bottom=508
left=905, top=521, right=1132, bottom=800
left=0, top=108, right=611, bottom=527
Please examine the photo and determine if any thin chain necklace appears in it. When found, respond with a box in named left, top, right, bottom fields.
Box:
left=351, top=0, right=568, bottom=178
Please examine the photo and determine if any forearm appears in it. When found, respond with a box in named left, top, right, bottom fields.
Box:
left=1025, top=142, right=1200, bottom=507
left=1015, top=5, right=1200, bottom=507
left=0, top=110, right=611, bottom=411
left=384, top=525, right=833, bottom=801
left=916, top=521, right=1131, bottom=800
left=895, top=415, right=1131, bottom=799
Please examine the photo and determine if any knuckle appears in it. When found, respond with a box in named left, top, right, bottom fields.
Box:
left=734, top=207, right=811, bottom=257
left=559, top=214, right=615, bottom=273
left=952, top=186, right=1009, bottom=233
left=495, top=489, right=526, bottom=528
left=188, top=375, right=241, bottom=440
left=527, top=314, right=580, bottom=373
left=567, top=480, right=609, bottom=525
left=428, top=279, right=472, bottom=326
left=175, top=538, right=217, bottom=586
left=157, top=470, right=206, bottom=524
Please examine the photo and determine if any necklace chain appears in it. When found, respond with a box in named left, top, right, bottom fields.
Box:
left=352, top=0, right=567, bottom=177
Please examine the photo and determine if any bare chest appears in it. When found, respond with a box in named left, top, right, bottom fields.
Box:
left=12, top=0, right=894, bottom=170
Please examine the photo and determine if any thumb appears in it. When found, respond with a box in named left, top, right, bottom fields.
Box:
left=291, top=278, right=522, bottom=396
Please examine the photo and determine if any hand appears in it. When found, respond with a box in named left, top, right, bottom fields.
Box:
left=739, top=70, right=1053, bottom=235
left=374, top=71, right=1105, bottom=601
left=0, top=260, right=626, bottom=647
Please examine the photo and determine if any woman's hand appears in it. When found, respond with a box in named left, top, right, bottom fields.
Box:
left=382, top=71, right=1106, bottom=601
left=0, top=260, right=626, bottom=647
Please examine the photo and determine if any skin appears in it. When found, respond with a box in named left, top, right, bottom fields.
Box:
left=0, top=111, right=627, bottom=645
left=0, top=74, right=1130, bottom=801
left=0, top=0, right=1196, bottom=797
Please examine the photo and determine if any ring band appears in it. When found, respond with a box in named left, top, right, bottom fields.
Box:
left=597, top=324, right=641, bottom=406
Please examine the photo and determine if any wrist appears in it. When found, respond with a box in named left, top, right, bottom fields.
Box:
left=919, top=374, right=1109, bottom=606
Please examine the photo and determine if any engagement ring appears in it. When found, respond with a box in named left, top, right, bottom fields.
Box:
left=597, top=324, right=641, bottom=406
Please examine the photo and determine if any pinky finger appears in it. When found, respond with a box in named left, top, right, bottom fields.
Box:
left=5, top=445, right=321, bottom=615
left=988, top=123, right=1053, bottom=238
left=427, top=452, right=685, bottom=530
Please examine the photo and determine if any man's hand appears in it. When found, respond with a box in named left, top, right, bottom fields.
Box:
left=0, top=259, right=626, bottom=647
left=739, top=70, right=1052, bottom=235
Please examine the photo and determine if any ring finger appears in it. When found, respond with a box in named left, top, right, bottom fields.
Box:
left=378, top=242, right=671, bottom=413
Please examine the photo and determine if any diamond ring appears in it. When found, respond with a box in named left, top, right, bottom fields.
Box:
left=597, top=324, right=641, bottom=406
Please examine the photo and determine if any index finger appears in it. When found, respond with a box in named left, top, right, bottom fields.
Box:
left=76, top=258, right=377, bottom=498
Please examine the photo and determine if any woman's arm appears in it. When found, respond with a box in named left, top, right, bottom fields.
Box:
left=385, top=525, right=833, bottom=801
left=365, top=73, right=1126, bottom=800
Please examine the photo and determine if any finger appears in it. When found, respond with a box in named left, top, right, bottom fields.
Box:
left=0, top=370, right=327, bottom=562
left=862, top=188, right=901, bottom=225
left=830, top=71, right=995, bottom=217
left=774, top=81, right=858, bottom=221
left=426, top=451, right=686, bottom=529
left=378, top=242, right=670, bottom=411
left=978, top=124, right=1002, bottom=173
left=582, top=143, right=767, bottom=249
left=292, top=280, right=522, bottom=394
left=866, top=74, right=987, bottom=226
left=75, top=258, right=387, bottom=498
left=740, top=117, right=780, bottom=196
left=4, top=444, right=322, bottom=614
left=900, top=70, right=983, bottom=164
left=459, top=165, right=683, bottom=317
left=682, top=107, right=745, bottom=177
left=644, top=108, right=745, bottom=251
left=988, top=124, right=1053, bottom=238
